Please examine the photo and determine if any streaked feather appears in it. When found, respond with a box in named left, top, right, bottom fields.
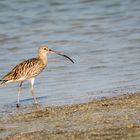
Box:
left=2, top=58, right=46, bottom=83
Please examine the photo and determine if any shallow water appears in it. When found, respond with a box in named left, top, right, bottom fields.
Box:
left=0, top=0, right=140, bottom=111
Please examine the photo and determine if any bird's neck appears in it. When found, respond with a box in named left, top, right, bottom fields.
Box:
left=38, top=53, right=48, bottom=65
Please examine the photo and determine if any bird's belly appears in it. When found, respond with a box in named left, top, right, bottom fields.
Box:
left=16, top=77, right=27, bottom=82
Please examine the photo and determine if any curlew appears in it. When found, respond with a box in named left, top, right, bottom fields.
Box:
left=0, top=45, right=74, bottom=107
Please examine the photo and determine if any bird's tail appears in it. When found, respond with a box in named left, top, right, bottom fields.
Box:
left=0, top=80, right=8, bottom=86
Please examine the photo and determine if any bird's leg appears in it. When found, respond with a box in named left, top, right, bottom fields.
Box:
left=17, top=81, right=23, bottom=108
left=30, top=78, right=38, bottom=104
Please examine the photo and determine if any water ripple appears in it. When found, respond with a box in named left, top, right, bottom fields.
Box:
left=0, top=0, right=140, bottom=110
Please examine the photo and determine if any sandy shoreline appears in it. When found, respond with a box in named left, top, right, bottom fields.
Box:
left=0, top=93, right=140, bottom=140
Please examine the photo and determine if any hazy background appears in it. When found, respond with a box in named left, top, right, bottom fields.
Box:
left=0, top=0, right=140, bottom=108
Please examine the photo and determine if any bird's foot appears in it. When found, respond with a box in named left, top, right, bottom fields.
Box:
left=33, top=102, right=38, bottom=105
left=16, top=104, right=20, bottom=108
left=33, top=100, right=38, bottom=105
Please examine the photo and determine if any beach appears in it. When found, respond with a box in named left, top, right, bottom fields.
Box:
left=0, top=93, right=139, bottom=140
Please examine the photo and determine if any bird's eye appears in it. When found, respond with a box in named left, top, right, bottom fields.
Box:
left=44, top=48, right=47, bottom=50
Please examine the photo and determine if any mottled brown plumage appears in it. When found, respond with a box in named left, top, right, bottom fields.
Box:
left=2, top=58, right=46, bottom=82
left=2, top=47, right=48, bottom=83
left=0, top=45, right=74, bottom=107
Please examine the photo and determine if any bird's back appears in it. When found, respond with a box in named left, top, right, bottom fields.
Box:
left=2, top=58, right=46, bottom=83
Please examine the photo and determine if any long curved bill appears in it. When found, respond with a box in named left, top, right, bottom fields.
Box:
left=49, top=49, right=74, bottom=63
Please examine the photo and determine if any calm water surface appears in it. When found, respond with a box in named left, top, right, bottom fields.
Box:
left=0, top=0, right=140, bottom=111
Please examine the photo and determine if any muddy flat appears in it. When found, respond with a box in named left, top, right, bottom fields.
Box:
left=0, top=93, right=140, bottom=140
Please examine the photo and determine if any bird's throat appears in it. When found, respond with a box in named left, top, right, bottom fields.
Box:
left=38, top=53, right=48, bottom=65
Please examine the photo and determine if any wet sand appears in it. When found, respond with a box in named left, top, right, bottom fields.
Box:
left=0, top=93, right=140, bottom=140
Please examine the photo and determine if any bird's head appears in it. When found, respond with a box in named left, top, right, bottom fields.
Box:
left=39, top=45, right=49, bottom=54
left=39, top=45, right=74, bottom=63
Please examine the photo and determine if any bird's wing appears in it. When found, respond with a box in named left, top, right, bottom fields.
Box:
left=2, top=58, right=39, bottom=82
